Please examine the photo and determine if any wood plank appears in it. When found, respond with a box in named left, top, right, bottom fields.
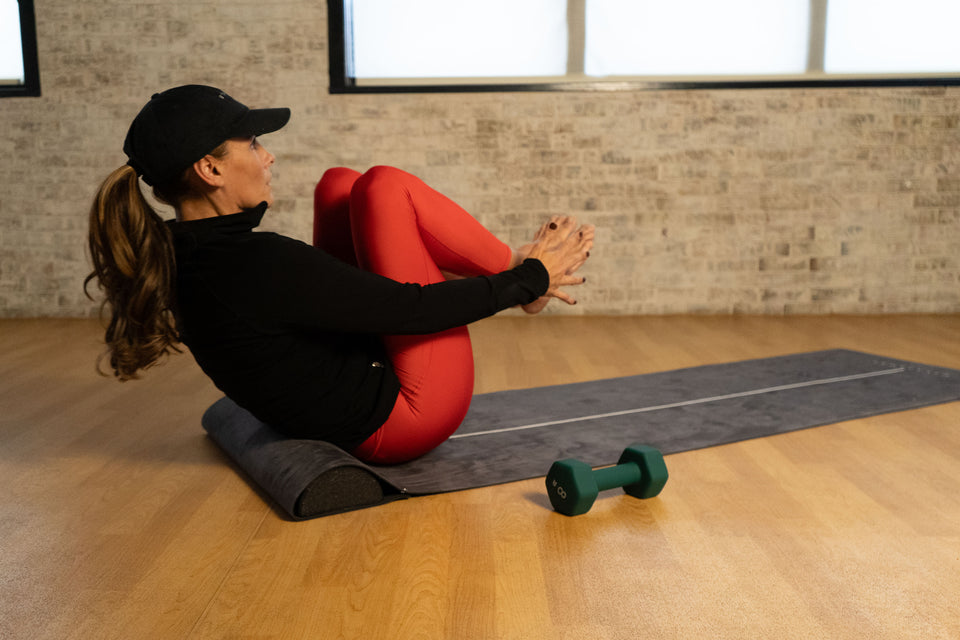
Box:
left=1, top=316, right=958, bottom=639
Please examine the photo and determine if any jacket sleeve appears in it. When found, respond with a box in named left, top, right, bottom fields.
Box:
left=242, top=235, right=549, bottom=335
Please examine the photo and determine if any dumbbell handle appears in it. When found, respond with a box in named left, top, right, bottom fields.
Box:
left=593, top=462, right=642, bottom=492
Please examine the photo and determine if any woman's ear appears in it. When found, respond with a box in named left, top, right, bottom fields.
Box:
left=191, top=155, right=225, bottom=187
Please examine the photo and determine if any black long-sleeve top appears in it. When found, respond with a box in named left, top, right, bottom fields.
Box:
left=167, top=203, right=549, bottom=450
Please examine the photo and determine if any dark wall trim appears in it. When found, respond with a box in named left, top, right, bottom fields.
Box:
left=327, top=0, right=351, bottom=93
left=1, top=0, right=41, bottom=98
left=330, top=77, right=960, bottom=95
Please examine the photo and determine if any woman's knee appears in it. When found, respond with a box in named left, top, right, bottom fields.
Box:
left=353, top=165, right=422, bottom=199
left=317, top=167, right=362, bottom=197
left=315, top=167, right=362, bottom=220
left=361, top=165, right=414, bottom=183
left=321, top=166, right=363, bottom=183
left=349, top=166, right=420, bottom=228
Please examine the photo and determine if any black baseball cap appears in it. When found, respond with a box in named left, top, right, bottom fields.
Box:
left=123, top=85, right=290, bottom=187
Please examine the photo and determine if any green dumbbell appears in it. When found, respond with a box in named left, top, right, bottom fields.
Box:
left=545, top=444, right=668, bottom=516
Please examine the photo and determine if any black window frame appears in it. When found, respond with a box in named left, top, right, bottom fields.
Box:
left=327, top=0, right=960, bottom=94
left=1, top=0, right=41, bottom=98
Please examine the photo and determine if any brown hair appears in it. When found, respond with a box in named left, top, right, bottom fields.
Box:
left=85, top=143, right=228, bottom=380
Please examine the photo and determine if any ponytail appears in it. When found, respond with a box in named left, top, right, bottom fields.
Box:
left=85, top=165, right=181, bottom=380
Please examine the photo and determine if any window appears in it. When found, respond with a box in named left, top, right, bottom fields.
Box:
left=824, top=0, right=960, bottom=74
left=1, top=0, right=41, bottom=98
left=328, top=0, right=960, bottom=93
left=349, top=0, right=568, bottom=79
left=584, top=0, right=810, bottom=77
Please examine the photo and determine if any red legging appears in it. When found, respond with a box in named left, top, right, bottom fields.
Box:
left=313, top=166, right=513, bottom=464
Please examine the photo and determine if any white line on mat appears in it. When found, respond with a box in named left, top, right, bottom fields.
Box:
left=450, top=367, right=906, bottom=440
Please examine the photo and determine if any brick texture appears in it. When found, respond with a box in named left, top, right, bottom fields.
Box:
left=1, top=1, right=958, bottom=316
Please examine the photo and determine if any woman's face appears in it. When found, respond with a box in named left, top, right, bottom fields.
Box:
left=216, top=136, right=276, bottom=209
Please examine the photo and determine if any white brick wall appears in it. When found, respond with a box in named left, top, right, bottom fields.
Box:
left=1, top=1, right=957, bottom=316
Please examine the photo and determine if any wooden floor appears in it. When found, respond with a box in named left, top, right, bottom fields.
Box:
left=2, top=315, right=959, bottom=639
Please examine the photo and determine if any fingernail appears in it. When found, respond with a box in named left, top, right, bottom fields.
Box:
left=586, top=251, right=590, bottom=257
left=549, top=222, right=558, bottom=230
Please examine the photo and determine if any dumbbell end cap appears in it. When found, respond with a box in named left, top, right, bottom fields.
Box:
left=545, top=459, right=597, bottom=516
left=619, top=444, right=669, bottom=499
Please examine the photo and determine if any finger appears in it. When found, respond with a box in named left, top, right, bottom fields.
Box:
left=567, top=238, right=593, bottom=266
left=540, top=216, right=564, bottom=239
left=566, top=258, right=589, bottom=274
left=539, top=220, right=579, bottom=252
left=565, top=224, right=593, bottom=248
left=540, top=216, right=560, bottom=236
left=552, top=239, right=591, bottom=274
left=556, top=274, right=586, bottom=287
left=550, top=289, right=578, bottom=305
left=551, top=216, right=577, bottom=234
left=532, top=216, right=561, bottom=241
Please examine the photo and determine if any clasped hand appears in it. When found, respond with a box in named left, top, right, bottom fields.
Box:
left=525, top=216, right=595, bottom=306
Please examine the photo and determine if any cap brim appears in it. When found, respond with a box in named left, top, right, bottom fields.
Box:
left=233, top=107, right=291, bottom=137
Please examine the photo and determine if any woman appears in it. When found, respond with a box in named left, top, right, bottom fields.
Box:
left=86, top=85, right=593, bottom=465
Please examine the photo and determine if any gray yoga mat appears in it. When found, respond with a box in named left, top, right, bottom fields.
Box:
left=202, top=349, right=960, bottom=520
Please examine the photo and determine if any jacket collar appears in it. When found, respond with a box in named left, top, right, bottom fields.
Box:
left=167, top=201, right=268, bottom=238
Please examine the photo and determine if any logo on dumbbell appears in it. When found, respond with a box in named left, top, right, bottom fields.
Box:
left=551, top=479, right=567, bottom=500
left=545, top=444, right=669, bottom=516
